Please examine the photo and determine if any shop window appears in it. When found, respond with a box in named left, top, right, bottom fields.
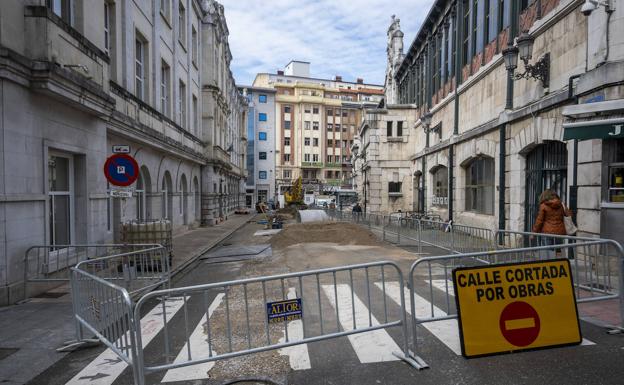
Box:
left=465, top=156, right=495, bottom=214
left=432, top=166, right=448, bottom=206
left=607, top=139, right=624, bottom=202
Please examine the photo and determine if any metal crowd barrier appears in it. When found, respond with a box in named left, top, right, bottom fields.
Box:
left=60, top=245, right=170, bottom=354
left=408, top=240, right=624, bottom=367
left=132, top=261, right=421, bottom=383
left=326, top=209, right=495, bottom=255
left=69, top=267, right=139, bottom=378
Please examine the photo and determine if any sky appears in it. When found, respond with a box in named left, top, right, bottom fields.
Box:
left=220, top=0, right=435, bottom=86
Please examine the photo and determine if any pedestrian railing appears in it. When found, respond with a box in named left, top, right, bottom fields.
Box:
left=407, top=240, right=624, bottom=367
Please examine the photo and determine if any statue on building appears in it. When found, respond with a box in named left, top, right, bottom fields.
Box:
left=385, top=15, right=404, bottom=105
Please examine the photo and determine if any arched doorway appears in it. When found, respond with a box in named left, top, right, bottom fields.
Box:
left=180, top=174, right=188, bottom=225
left=525, top=141, right=568, bottom=231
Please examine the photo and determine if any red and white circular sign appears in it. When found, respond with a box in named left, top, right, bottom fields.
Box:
left=499, top=301, right=541, bottom=347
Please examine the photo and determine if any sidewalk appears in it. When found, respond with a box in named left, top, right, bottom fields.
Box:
left=0, top=213, right=254, bottom=385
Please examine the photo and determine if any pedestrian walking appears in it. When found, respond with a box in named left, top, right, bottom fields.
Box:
left=532, top=189, right=572, bottom=257
left=352, top=202, right=363, bottom=222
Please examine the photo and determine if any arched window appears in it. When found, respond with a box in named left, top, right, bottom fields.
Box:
left=431, top=166, right=448, bottom=206
left=465, top=157, right=494, bottom=215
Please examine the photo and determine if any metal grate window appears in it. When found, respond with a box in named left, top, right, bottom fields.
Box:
left=465, top=156, right=495, bottom=214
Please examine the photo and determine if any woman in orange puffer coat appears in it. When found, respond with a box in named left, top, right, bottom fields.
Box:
left=532, top=189, right=570, bottom=236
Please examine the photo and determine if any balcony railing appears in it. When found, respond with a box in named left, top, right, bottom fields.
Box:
left=301, top=162, right=323, bottom=168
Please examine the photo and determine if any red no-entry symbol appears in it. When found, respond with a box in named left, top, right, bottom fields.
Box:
left=499, top=301, right=541, bottom=347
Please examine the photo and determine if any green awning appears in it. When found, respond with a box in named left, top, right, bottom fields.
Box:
left=563, top=118, right=624, bottom=141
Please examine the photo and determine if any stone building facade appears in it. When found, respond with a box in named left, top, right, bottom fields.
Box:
left=253, top=62, right=384, bottom=201
left=358, top=0, right=624, bottom=246
left=0, top=0, right=246, bottom=304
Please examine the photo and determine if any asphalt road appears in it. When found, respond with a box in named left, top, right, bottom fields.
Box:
left=30, top=220, right=624, bottom=385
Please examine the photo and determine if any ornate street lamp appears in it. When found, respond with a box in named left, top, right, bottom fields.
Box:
left=503, top=32, right=549, bottom=88
left=421, top=112, right=433, bottom=132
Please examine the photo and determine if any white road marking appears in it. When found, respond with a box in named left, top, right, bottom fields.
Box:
left=66, top=297, right=187, bottom=385
left=322, top=284, right=401, bottom=363
left=278, top=288, right=311, bottom=370
left=381, top=282, right=595, bottom=349
left=425, top=279, right=455, bottom=297
left=160, top=293, right=225, bottom=382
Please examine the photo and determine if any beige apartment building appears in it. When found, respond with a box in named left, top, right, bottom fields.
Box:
left=253, top=62, right=383, bottom=200
left=356, top=0, right=624, bottom=246
left=0, top=0, right=246, bottom=304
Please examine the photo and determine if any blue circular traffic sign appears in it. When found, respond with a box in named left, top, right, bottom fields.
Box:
left=104, top=154, right=139, bottom=187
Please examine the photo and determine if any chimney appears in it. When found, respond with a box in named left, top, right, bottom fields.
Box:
left=335, top=75, right=342, bottom=82
left=277, top=70, right=284, bottom=76
left=356, top=78, right=364, bottom=84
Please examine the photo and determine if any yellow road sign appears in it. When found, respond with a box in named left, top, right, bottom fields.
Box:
left=453, top=259, right=581, bottom=357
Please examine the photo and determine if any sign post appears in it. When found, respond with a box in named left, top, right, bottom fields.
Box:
left=453, top=259, right=581, bottom=357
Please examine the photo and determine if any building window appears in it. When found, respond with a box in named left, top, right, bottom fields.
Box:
left=284, top=154, right=291, bottom=162
left=304, top=121, right=311, bottom=130
left=284, top=137, right=290, bottom=146
left=313, top=138, right=319, bottom=147
left=397, top=121, right=403, bottom=137
left=313, top=106, right=319, bottom=114
left=259, top=152, right=267, bottom=160
left=259, top=113, right=267, bottom=122
left=304, top=137, right=310, bottom=146
left=161, top=60, right=170, bottom=116
left=179, top=80, right=186, bottom=128
left=335, top=124, right=341, bottom=131
left=389, top=182, right=402, bottom=194
left=259, top=94, right=267, bottom=103
left=192, top=95, right=198, bottom=135
left=135, top=33, right=147, bottom=100
left=465, top=156, right=495, bottom=214
left=191, top=26, right=198, bottom=65
left=48, top=152, right=73, bottom=246
left=304, top=106, right=311, bottom=113
left=342, top=110, right=348, bottom=118
left=313, top=154, right=319, bottom=162
left=48, top=0, right=72, bottom=24
left=432, top=167, right=449, bottom=206
left=160, top=0, right=171, bottom=21
left=104, top=2, right=111, bottom=55
left=283, top=170, right=291, bottom=179
left=327, top=108, right=333, bottom=116
left=313, top=121, right=319, bottom=130
left=387, top=121, right=393, bottom=137
left=178, top=1, right=186, bottom=47
left=259, top=171, right=267, bottom=179
left=327, top=139, right=333, bottom=147
left=284, top=106, right=291, bottom=113
left=498, top=0, right=510, bottom=33
left=304, top=154, right=311, bottom=162
left=284, top=121, right=291, bottom=129
left=259, top=132, right=267, bottom=141
left=327, top=123, right=333, bottom=132
left=463, top=0, right=471, bottom=66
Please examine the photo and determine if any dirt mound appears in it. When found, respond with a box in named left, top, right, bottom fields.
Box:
left=271, top=222, right=381, bottom=250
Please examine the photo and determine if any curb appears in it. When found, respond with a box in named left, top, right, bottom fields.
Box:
left=169, top=215, right=255, bottom=279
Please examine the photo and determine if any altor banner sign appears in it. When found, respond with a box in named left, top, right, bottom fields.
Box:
left=453, top=259, right=581, bottom=357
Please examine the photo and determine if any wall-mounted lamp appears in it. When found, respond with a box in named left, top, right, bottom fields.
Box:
left=503, top=32, right=550, bottom=88
left=421, top=112, right=433, bottom=132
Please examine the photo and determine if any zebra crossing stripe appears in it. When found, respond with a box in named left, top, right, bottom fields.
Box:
left=65, top=297, right=187, bottom=385
left=277, top=288, right=311, bottom=370
left=376, top=282, right=462, bottom=355
left=160, top=293, right=225, bottom=382
left=425, top=279, right=455, bottom=297
left=322, top=284, right=401, bottom=363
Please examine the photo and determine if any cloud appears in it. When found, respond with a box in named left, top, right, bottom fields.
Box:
left=220, top=0, right=435, bottom=86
